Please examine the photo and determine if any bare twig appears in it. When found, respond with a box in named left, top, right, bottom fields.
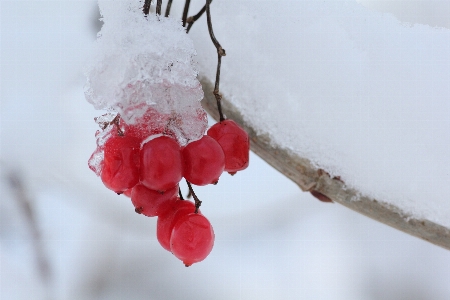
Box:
left=143, top=0, right=151, bottom=15
left=156, top=0, right=162, bottom=15
left=200, top=76, right=450, bottom=251
left=165, top=0, right=173, bottom=17
left=205, top=0, right=226, bottom=121
left=186, top=180, right=201, bottom=213
left=186, top=3, right=208, bottom=33
left=5, top=169, right=53, bottom=295
left=182, top=0, right=191, bottom=27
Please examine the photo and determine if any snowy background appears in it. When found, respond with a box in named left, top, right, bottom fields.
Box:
left=1, top=1, right=450, bottom=299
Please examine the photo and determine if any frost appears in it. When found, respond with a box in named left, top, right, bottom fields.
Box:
left=88, top=148, right=104, bottom=176
left=85, top=0, right=206, bottom=145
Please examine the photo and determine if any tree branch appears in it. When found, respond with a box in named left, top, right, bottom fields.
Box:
left=199, top=76, right=450, bottom=251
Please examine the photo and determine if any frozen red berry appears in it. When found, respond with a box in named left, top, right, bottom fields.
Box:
left=101, top=135, right=140, bottom=193
left=140, top=136, right=183, bottom=192
left=156, top=199, right=197, bottom=251
left=131, top=184, right=178, bottom=217
left=123, top=188, right=133, bottom=198
left=207, top=119, right=249, bottom=174
left=120, top=107, right=170, bottom=141
left=170, top=212, right=214, bottom=266
left=182, top=135, right=225, bottom=186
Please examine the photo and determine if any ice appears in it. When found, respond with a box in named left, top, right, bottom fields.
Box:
left=85, top=0, right=206, bottom=145
left=190, top=0, right=450, bottom=227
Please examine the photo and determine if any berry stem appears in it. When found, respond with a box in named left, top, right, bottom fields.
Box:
left=165, top=0, right=173, bottom=17
left=156, top=0, right=163, bottom=15
left=185, top=2, right=209, bottom=33
left=178, top=187, right=184, bottom=200
left=205, top=0, right=225, bottom=122
left=143, top=0, right=151, bottom=15
left=186, top=180, right=202, bottom=213
left=182, top=0, right=191, bottom=27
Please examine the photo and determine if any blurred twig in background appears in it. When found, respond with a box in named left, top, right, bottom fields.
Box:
left=3, top=165, right=53, bottom=299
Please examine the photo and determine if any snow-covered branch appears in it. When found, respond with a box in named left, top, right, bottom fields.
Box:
left=200, top=76, right=450, bottom=251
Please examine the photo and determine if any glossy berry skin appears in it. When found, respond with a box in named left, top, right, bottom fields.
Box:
left=182, top=135, right=225, bottom=186
left=131, top=184, right=178, bottom=217
left=123, top=188, right=133, bottom=198
left=140, top=136, right=183, bottom=192
left=157, top=199, right=197, bottom=251
left=170, top=213, right=214, bottom=266
left=207, top=120, right=250, bottom=174
left=101, top=135, right=140, bottom=193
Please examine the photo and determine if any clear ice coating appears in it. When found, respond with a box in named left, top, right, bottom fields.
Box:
left=85, top=0, right=207, bottom=145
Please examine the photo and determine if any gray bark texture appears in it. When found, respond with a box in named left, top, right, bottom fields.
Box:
left=200, top=76, right=450, bottom=251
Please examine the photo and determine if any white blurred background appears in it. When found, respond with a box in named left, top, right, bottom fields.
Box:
left=1, top=1, right=450, bottom=299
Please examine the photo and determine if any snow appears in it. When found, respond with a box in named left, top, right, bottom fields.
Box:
left=85, top=0, right=207, bottom=145
left=2, top=0, right=450, bottom=299
left=188, top=0, right=450, bottom=227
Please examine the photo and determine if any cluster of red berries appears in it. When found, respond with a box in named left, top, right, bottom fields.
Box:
left=89, top=106, right=249, bottom=266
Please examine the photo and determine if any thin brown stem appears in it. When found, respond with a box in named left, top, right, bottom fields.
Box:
left=185, top=2, right=208, bottom=34
left=143, top=0, right=151, bottom=15
left=182, top=0, right=191, bottom=27
left=178, top=187, right=184, bottom=200
left=165, top=0, right=173, bottom=17
left=186, top=180, right=202, bottom=213
left=205, top=0, right=226, bottom=121
left=111, top=114, right=124, bottom=136
left=156, top=0, right=162, bottom=15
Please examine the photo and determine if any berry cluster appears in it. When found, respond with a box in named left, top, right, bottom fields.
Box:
left=89, top=106, right=249, bottom=266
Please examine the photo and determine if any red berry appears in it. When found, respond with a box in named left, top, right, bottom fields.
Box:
left=182, top=135, right=225, bottom=186
left=170, top=213, right=214, bottom=266
left=207, top=120, right=249, bottom=174
left=123, top=188, right=133, bottom=198
left=131, top=184, right=178, bottom=217
left=156, top=199, right=197, bottom=251
left=140, top=136, right=183, bottom=192
left=101, top=135, right=140, bottom=193
left=120, top=107, right=170, bottom=141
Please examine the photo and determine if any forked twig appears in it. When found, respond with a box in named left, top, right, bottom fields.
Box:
left=205, top=0, right=226, bottom=121
left=186, top=3, right=208, bottom=33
